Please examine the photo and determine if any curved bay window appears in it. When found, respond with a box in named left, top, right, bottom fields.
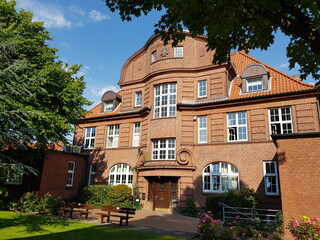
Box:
left=203, top=162, right=239, bottom=193
left=108, top=164, right=133, bottom=187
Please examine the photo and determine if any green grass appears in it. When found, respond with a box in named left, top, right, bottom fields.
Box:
left=0, top=211, right=186, bottom=240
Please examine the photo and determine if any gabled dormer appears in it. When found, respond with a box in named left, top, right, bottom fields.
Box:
left=241, top=64, right=270, bottom=93
left=100, top=90, right=121, bottom=113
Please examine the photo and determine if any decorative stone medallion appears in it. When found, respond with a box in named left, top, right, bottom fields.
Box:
left=160, top=48, right=169, bottom=58
left=177, top=149, right=192, bottom=165
left=137, top=150, right=145, bottom=166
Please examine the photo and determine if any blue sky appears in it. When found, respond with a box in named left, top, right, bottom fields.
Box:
left=15, top=0, right=315, bottom=110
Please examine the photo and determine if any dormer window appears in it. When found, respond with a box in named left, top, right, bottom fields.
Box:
left=247, top=78, right=263, bottom=92
left=104, top=102, right=113, bottom=112
left=100, top=90, right=121, bottom=113
left=241, top=64, right=269, bottom=93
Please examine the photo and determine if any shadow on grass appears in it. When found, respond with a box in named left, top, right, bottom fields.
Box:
left=10, top=225, right=182, bottom=240
left=0, top=213, right=71, bottom=234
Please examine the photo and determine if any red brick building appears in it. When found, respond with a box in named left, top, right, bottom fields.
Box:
left=74, top=32, right=320, bottom=213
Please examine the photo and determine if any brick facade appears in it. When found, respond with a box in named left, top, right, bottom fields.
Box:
left=74, top=33, right=320, bottom=215
left=273, top=133, right=320, bottom=239
left=39, top=151, right=87, bottom=198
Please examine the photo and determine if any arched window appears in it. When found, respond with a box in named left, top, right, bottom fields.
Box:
left=203, top=162, right=239, bottom=193
left=109, top=164, right=133, bottom=187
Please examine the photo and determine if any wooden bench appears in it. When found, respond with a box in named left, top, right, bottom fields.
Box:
left=62, top=202, right=94, bottom=219
left=95, top=206, right=136, bottom=226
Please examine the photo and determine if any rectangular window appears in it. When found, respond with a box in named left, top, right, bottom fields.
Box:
left=135, top=92, right=142, bottom=107
left=84, top=127, right=96, bottom=149
left=154, top=83, right=177, bottom=118
left=132, top=123, right=140, bottom=147
left=66, top=161, right=75, bottom=187
left=152, top=139, right=176, bottom=160
left=107, top=125, right=120, bottom=148
left=198, top=116, right=207, bottom=143
left=151, top=51, right=157, bottom=63
left=5, top=164, right=23, bottom=185
left=263, top=161, right=279, bottom=195
left=198, top=80, right=207, bottom=97
left=269, top=107, right=293, bottom=135
left=174, top=46, right=183, bottom=57
left=227, top=112, right=247, bottom=141
left=247, top=78, right=263, bottom=92
left=104, top=102, right=114, bottom=112
left=88, top=164, right=96, bottom=185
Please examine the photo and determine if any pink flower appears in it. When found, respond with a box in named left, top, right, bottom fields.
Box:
left=293, top=221, right=300, bottom=227
left=232, top=220, right=237, bottom=224
left=236, top=215, right=240, bottom=218
left=314, top=217, right=319, bottom=221
left=207, top=211, right=212, bottom=214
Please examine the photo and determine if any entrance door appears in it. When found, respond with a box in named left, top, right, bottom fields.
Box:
left=154, top=180, right=170, bottom=208
left=148, top=177, right=179, bottom=210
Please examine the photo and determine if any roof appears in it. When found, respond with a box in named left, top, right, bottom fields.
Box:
left=229, top=51, right=315, bottom=100
left=83, top=50, right=317, bottom=119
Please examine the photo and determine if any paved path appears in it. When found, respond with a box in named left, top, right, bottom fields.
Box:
left=77, top=209, right=199, bottom=239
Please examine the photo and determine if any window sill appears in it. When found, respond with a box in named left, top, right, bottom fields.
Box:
left=151, top=116, right=176, bottom=121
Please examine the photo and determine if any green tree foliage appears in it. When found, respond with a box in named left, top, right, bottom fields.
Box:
left=104, top=0, right=320, bottom=82
left=0, top=0, right=91, bottom=176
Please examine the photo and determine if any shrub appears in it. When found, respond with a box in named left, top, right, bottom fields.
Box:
left=0, top=188, right=8, bottom=210
left=80, top=185, right=112, bottom=208
left=19, top=191, right=43, bottom=213
left=180, top=198, right=198, bottom=217
left=10, top=191, right=63, bottom=214
left=288, top=216, right=320, bottom=240
left=41, top=192, right=63, bottom=215
left=106, top=184, right=133, bottom=208
left=206, top=188, right=257, bottom=219
left=197, top=211, right=237, bottom=240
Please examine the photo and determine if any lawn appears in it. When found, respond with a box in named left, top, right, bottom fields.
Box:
left=0, top=211, right=186, bottom=240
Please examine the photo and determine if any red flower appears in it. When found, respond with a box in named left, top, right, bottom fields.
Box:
left=315, top=227, right=320, bottom=231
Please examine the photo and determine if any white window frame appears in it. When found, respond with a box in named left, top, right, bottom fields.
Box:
left=135, top=92, right=142, bottom=107
left=5, top=164, right=23, bottom=185
left=227, top=112, right=248, bottom=141
left=104, top=102, right=114, bottom=112
left=132, top=123, right=140, bottom=147
left=152, top=139, right=176, bottom=160
left=107, top=125, right=120, bottom=148
left=88, top=164, right=96, bottom=185
left=151, top=51, right=157, bottom=63
left=66, top=161, right=75, bottom=187
left=198, top=80, right=207, bottom=97
left=174, top=46, right=183, bottom=57
left=269, top=107, right=293, bottom=135
left=203, top=162, right=239, bottom=193
left=247, top=78, right=263, bottom=92
left=84, top=127, right=96, bottom=149
left=198, top=116, right=207, bottom=143
left=263, top=161, right=279, bottom=195
left=109, top=164, right=133, bottom=187
left=154, top=83, right=177, bottom=118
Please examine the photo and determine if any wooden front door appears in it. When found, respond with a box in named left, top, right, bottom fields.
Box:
left=153, top=180, right=170, bottom=208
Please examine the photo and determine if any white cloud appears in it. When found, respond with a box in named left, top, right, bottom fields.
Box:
left=278, top=63, right=289, bottom=69
left=90, top=85, right=119, bottom=97
left=67, top=4, right=85, bottom=15
left=16, top=0, right=71, bottom=28
left=278, top=62, right=299, bottom=69
left=89, top=10, right=111, bottom=22
left=60, top=42, right=72, bottom=52
left=74, top=66, right=90, bottom=78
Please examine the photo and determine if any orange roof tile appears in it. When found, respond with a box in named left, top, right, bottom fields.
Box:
left=229, top=51, right=315, bottom=100
left=82, top=103, right=122, bottom=119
